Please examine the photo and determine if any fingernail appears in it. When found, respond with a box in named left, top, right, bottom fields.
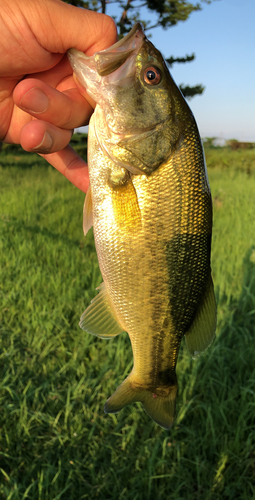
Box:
left=19, top=87, right=49, bottom=114
left=31, top=131, right=53, bottom=152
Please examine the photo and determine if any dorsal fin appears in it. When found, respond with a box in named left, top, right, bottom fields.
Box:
left=185, top=274, right=216, bottom=358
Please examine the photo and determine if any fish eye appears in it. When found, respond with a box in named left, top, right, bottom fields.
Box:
left=143, top=66, right=161, bottom=85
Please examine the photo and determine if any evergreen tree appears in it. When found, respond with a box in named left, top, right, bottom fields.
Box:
left=65, top=0, right=215, bottom=98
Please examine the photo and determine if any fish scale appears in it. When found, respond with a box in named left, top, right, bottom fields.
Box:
left=68, top=23, right=216, bottom=429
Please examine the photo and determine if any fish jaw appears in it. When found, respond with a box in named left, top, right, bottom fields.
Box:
left=67, top=23, right=173, bottom=134
left=67, top=23, right=145, bottom=108
left=68, top=23, right=187, bottom=175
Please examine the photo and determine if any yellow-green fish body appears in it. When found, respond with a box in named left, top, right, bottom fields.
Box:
left=68, top=24, right=216, bottom=429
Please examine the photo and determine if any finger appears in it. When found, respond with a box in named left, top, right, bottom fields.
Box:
left=20, top=120, right=73, bottom=154
left=26, top=56, right=72, bottom=90
left=34, top=3, right=118, bottom=56
left=13, top=78, right=93, bottom=129
left=40, top=146, right=89, bottom=194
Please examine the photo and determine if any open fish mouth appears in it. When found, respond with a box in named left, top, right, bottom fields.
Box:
left=68, top=23, right=173, bottom=174
left=68, top=23, right=145, bottom=97
left=87, top=23, right=144, bottom=77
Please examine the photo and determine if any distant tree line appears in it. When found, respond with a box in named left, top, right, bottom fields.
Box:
left=203, top=137, right=255, bottom=150
left=226, top=139, right=255, bottom=150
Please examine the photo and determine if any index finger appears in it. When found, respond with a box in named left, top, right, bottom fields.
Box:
left=35, top=5, right=118, bottom=56
left=40, top=146, right=90, bottom=193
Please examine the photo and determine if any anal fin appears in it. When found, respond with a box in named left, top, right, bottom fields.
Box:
left=185, top=274, right=217, bottom=358
left=80, top=282, right=125, bottom=339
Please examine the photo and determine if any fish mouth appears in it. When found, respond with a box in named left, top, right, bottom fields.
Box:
left=68, top=24, right=165, bottom=175
left=68, top=23, right=145, bottom=78
left=67, top=24, right=145, bottom=103
left=93, top=23, right=145, bottom=77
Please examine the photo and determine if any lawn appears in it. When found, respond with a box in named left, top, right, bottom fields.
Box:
left=0, top=142, right=255, bottom=499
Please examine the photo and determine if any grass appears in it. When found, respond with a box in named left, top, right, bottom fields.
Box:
left=0, top=142, right=255, bottom=499
left=204, top=145, right=255, bottom=176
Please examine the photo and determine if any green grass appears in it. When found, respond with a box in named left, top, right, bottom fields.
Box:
left=204, top=145, right=255, bottom=176
left=0, top=145, right=255, bottom=499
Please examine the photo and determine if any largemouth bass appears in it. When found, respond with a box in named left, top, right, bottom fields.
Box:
left=68, top=23, right=216, bottom=430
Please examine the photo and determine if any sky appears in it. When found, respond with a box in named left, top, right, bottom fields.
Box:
left=79, top=0, right=255, bottom=143
left=147, top=0, right=255, bottom=142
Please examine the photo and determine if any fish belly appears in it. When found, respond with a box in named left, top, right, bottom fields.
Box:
left=90, top=116, right=211, bottom=367
left=87, top=113, right=214, bottom=428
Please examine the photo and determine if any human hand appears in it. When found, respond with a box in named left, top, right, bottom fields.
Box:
left=1, top=0, right=117, bottom=192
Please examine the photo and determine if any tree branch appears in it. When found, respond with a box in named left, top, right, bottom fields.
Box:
left=179, top=84, right=205, bottom=99
left=120, top=0, right=133, bottom=26
left=101, top=0, right=106, bottom=13
left=166, top=53, right=195, bottom=67
left=144, top=22, right=161, bottom=30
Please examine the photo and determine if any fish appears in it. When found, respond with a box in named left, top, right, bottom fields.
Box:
left=67, top=23, right=216, bottom=430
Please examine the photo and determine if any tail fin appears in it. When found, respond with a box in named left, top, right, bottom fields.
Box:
left=104, top=374, right=177, bottom=430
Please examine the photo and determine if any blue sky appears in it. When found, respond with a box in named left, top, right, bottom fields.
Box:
left=80, top=0, right=255, bottom=142
left=148, top=0, right=255, bottom=142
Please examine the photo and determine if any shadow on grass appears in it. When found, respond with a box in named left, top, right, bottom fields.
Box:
left=1, top=214, right=84, bottom=247
left=189, top=244, right=255, bottom=392
left=0, top=152, right=48, bottom=168
left=174, top=245, right=255, bottom=498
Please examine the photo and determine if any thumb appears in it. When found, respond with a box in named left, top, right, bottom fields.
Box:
left=31, top=0, right=118, bottom=55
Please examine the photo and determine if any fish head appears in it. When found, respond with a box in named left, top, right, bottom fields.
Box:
left=68, top=23, right=193, bottom=175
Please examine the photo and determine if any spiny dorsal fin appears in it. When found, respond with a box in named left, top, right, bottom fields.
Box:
left=83, top=184, right=93, bottom=236
left=79, top=282, right=125, bottom=339
left=185, top=274, right=217, bottom=358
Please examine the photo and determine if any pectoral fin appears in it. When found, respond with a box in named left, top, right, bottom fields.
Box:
left=185, top=274, right=216, bottom=358
left=83, top=184, right=93, bottom=236
left=80, top=283, right=125, bottom=339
